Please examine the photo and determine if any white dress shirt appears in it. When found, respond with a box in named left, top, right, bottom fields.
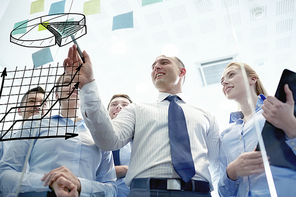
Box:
left=80, top=81, right=220, bottom=191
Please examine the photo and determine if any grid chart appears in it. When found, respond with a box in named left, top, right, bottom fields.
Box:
left=0, top=64, right=81, bottom=141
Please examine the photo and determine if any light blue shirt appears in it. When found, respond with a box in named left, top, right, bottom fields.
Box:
left=0, top=115, right=117, bottom=197
left=116, top=142, right=131, bottom=197
left=219, top=95, right=296, bottom=197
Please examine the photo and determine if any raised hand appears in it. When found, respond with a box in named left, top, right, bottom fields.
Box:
left=262, top=84, right=296, bottom=139
left=63, top=44, right=95, bottom=89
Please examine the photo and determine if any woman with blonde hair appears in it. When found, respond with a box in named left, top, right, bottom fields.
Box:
left=218, top=62, right=296, bottom=197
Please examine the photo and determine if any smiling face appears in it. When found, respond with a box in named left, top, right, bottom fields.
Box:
left=108, top=97, right=131, bottom=119
left=221, top=64, right=257, bottom=101
left=151, top=55, right=186, bottom=94
left=18, top=92, right=48, bottom=119
left=55, top=74, right=79, bottom=109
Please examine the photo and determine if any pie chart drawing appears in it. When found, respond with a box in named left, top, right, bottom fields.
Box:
left=10, top=13, right=87, bottom=48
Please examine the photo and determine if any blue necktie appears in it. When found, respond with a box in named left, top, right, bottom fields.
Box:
left=112, top=150, right=120, bottom=166
left=166, top=95, right=195, bottom=183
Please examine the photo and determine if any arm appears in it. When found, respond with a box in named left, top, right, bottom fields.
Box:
left=0, top=126, right=50, bottom=195
left=80, top=81, right=135, bottom=151
left=42, top=151, right=117, bottom=197
left=206, top=116, right=220, bottom=196
left=218, top=141, right=240, bottom=197
left=64, top=45, right=134, bottom=151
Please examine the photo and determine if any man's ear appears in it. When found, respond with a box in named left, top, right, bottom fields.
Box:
left=18, top=107, right=23, bottom=116
left=180, top=68, right=186, bottom=77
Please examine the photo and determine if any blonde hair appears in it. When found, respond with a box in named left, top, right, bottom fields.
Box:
left=225, top=62, right=268, bottom=96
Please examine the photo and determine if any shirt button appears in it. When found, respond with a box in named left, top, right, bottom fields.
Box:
left=291, top=142, right=295, bottom=146
left=293, top=147, right=296, bottom=151
left=239, top=136, right=242, bottom=140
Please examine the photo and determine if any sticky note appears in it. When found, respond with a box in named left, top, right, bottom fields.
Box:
left=142, top=0, right=163, bottom=6
left=30, top=0, right=44, bottom=14
left=48, top=0, right=65, bottom=15
left=12, top=20, right=29, bottom=35
left=83, top=0, right=101, bottom=16
left=32, top=48, right=54, bottom=68
left=38, top=22, right=49, bottom=31
left=112, top=12, right=133, bottom=31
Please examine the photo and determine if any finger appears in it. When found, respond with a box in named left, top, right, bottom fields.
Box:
left=41, top=172, right=49, bottom=181
left=264, top=96, right=279, bottom=106
left=43, top=173, right=54, bottom=186
left=56, top=176, right=75, bottom=190
left=69, top=186, right=79, bottom=197
left=284, top=84, right=294, bottom=106
left=83, top=50, right=91, bottom=64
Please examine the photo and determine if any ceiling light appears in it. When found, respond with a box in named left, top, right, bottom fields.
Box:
left=253, top=8, right=264, bottom=19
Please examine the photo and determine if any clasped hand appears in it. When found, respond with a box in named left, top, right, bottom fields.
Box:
left=41, top=166, right=81, bottom=197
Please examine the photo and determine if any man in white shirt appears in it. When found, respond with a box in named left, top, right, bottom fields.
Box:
left=61, top=44, right=220, bottom=196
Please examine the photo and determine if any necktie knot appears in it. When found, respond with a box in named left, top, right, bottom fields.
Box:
left=166, top=95, right=180, bottom=102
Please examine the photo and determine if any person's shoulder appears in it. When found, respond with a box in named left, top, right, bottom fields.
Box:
left=186, top=103, right=215, bottom=117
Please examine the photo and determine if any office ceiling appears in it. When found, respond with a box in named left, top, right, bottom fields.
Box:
left=0, top=0, right=295, bottom=130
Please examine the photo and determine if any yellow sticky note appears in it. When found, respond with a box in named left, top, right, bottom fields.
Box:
left=30, top=0, right=44, bottom=14
left=83, top=0, right=101, bottom=16
left=38, top=22, right=49, bottom=31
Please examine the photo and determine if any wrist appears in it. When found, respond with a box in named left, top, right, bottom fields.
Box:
left=285, top=117, right=296, bottom=139
left=226, top=162, right=238, bottom=181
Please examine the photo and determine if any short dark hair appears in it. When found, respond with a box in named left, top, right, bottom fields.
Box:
left=107, top=94, right=133, bottom=110
left=175, top=56, right=185, bottom=69
left=20, top=86, right=46, bottom=106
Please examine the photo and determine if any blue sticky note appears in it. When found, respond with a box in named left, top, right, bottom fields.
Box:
left=32, top=48, right=53, bottom=68
left=12, top=20, right=29, bottom=35
left=112, top=12, right=133, bottom=31
left=48, top=0, right=65, bottom=15
left=142, top=0, right=163, bottom=6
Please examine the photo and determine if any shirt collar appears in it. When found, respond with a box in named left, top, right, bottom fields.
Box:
left=157, top=92, right=186, bottom=102
left=229, top=94, right=266, bottom=124
left=51, top=114, right=85, bottom=125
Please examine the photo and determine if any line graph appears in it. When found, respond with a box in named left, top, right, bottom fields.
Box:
left=0, top=64, right=82, bottom=141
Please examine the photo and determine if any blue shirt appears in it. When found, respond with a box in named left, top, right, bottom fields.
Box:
left=0, top=115, right=117, bottom=197
left=219, top=95, right=296, bottom=197
left=116, top=142, right=131, bottom=197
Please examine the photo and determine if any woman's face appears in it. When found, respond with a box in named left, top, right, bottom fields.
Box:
left=221, top=65, right=250, bottom=100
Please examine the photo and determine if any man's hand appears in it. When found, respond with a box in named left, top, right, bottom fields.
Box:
left=226, top=151, right=265, bottom=181
left=115, top=165, right=128, bottom=178
left=41, top=166, right=81, bottom=192
left=51, top=176, right=79, bottom=197
left=262, top=84, right=296, bottom=139
left=63, top=44, right=95, bottom=89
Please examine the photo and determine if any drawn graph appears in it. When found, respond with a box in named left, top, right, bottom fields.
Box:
left=10, top=13, right=86, bottom=48
left=0, top=64, right=82, bottom=141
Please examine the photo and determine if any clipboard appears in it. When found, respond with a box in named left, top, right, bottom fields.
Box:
left=257, top=69, right=296, bottom=171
